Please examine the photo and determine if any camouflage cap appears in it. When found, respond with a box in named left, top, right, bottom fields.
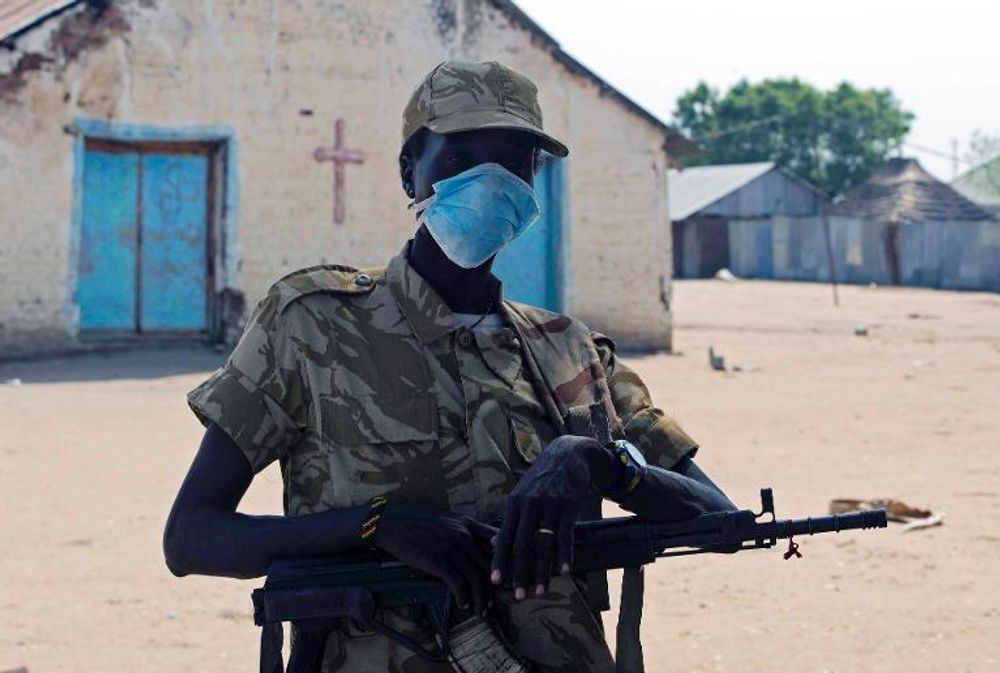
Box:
left=402, top=60, right=569, bottom=157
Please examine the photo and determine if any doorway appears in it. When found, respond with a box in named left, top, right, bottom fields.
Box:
left=75, top=138, right=221, bottom=337
left=492, top=154, right=565, bottom=311
left=754, top=223, right=774, bottom=278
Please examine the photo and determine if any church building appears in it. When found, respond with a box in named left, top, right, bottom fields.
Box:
left=0, top=0, right=691, bottom=357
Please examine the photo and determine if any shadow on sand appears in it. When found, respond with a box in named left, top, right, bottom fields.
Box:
left=0, top=346, right=227, bottom=384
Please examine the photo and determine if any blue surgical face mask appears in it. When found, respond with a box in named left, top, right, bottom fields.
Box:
left=414, top=162, right=540, bottom=269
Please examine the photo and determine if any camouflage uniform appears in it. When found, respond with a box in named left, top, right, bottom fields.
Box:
left=188, top=243, right=698, bottom=673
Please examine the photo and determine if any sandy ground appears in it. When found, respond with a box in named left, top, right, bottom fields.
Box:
left=1, top=279, right=998, bottom=673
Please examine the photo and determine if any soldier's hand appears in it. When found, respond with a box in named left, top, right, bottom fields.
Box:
left=373, top=503, right=496, bottom=615
left=491, top=435, right=610, bottom=600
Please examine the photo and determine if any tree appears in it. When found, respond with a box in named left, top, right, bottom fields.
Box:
left=957, top=131, right=1000, bottom=204
left=672, top=79, right=914, bottom=198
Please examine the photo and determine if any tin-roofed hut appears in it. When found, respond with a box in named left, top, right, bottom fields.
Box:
left=668, top=162, right=826, bottom=278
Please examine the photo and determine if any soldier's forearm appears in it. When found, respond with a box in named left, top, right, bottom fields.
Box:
left=673, top=455, right=736, bottom=508
left=164, top=504, right=370, bottom=580
left=572, top=434, right=736, bottom=520
left=163, top=423, right=370, bottom=580
left=610, top=458, right=736, bottom=522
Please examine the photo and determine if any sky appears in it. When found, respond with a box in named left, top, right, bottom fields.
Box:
left=514, top=0, right=1000, bottom=181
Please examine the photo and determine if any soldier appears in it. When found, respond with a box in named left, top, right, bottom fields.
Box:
left=163, top=60, right=735, bottom=673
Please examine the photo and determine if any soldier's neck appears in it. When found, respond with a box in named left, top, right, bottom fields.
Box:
left=409, top=227, right=498, bottom=314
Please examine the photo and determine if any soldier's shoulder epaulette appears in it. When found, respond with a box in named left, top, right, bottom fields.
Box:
left=507, top=301, right=617, bottom=361
left=271, top=263, right=386, bottom=313
left=503, top=299, right=588, bottom=340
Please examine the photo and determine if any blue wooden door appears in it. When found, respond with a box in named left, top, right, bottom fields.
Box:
left=77, top=146, right=209, bottom=333
left=140, top=153, right=208, bottom=330
left=492, top=157, right=563, bottom=310
left=78, top=150, right=140, bottom=330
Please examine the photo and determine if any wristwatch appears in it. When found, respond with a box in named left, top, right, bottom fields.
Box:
left=605, top=438, right=647, bottom=499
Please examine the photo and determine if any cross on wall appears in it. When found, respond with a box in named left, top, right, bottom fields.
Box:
left=313, top=118, right=365, bottom=224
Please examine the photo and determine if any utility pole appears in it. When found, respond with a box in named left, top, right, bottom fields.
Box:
left=814, top=125, right=839, bottom=307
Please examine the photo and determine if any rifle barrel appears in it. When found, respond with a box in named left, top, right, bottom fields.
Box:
left=573, top=507, right=888, bottom=571
left=766, top=509, right=887, bottom=539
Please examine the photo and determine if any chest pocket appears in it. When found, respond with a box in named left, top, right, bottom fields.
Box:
left=318, top=392, right=446, bottom=509
left=319, top=392, right=438, bottom=446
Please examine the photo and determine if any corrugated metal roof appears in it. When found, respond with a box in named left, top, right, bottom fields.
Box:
left=667, top=161, right=774, bottom=220
left=0, top=0, right=79, bottom=42
left=832, top=158, right=994, bottom=222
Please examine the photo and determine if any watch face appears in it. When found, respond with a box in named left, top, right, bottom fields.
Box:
left=613, top=439, right=647, bottom=468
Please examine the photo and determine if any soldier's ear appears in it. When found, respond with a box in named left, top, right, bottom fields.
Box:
left=399, top=151, right=415, bottom=200
left=400, top=129, right=427, bottom=201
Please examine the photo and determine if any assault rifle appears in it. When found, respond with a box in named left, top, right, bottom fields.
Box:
left=251, top=488, right=886, bottom=673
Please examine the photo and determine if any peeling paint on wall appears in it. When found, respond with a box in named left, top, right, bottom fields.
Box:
left=0, top=51, right=53, bottom=99
left=0, top=1, right=130, bottom=102
left=430, top=0, right=458, bottom=46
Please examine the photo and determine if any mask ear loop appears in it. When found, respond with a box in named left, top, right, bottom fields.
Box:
left=411, top=194, right=435, bottom=224
left=467, top=162, right=536, bottom=197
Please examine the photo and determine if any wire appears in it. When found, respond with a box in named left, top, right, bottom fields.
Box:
left=687, top=110, right=976, bottom=172
left=697, top=113, right=787, bottom=141
left=904, top=141, right=974, bottom=168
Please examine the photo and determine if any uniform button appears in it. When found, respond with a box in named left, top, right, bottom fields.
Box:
left=354, top=273, right=372, bottom=287
left=458, top=330, right=473, bottom=348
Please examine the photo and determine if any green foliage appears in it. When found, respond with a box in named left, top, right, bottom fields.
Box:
left=958, top=131, right=1000, bottom=203
left=672, top=79, right=914, bottom=197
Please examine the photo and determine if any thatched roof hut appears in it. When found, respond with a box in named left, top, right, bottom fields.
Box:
left=831, top=158, right=998, bottom=291
left=833, top=158, right=994, bottom=223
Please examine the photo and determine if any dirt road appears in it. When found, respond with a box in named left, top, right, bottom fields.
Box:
left=2, top=280, right=998, bottom=672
